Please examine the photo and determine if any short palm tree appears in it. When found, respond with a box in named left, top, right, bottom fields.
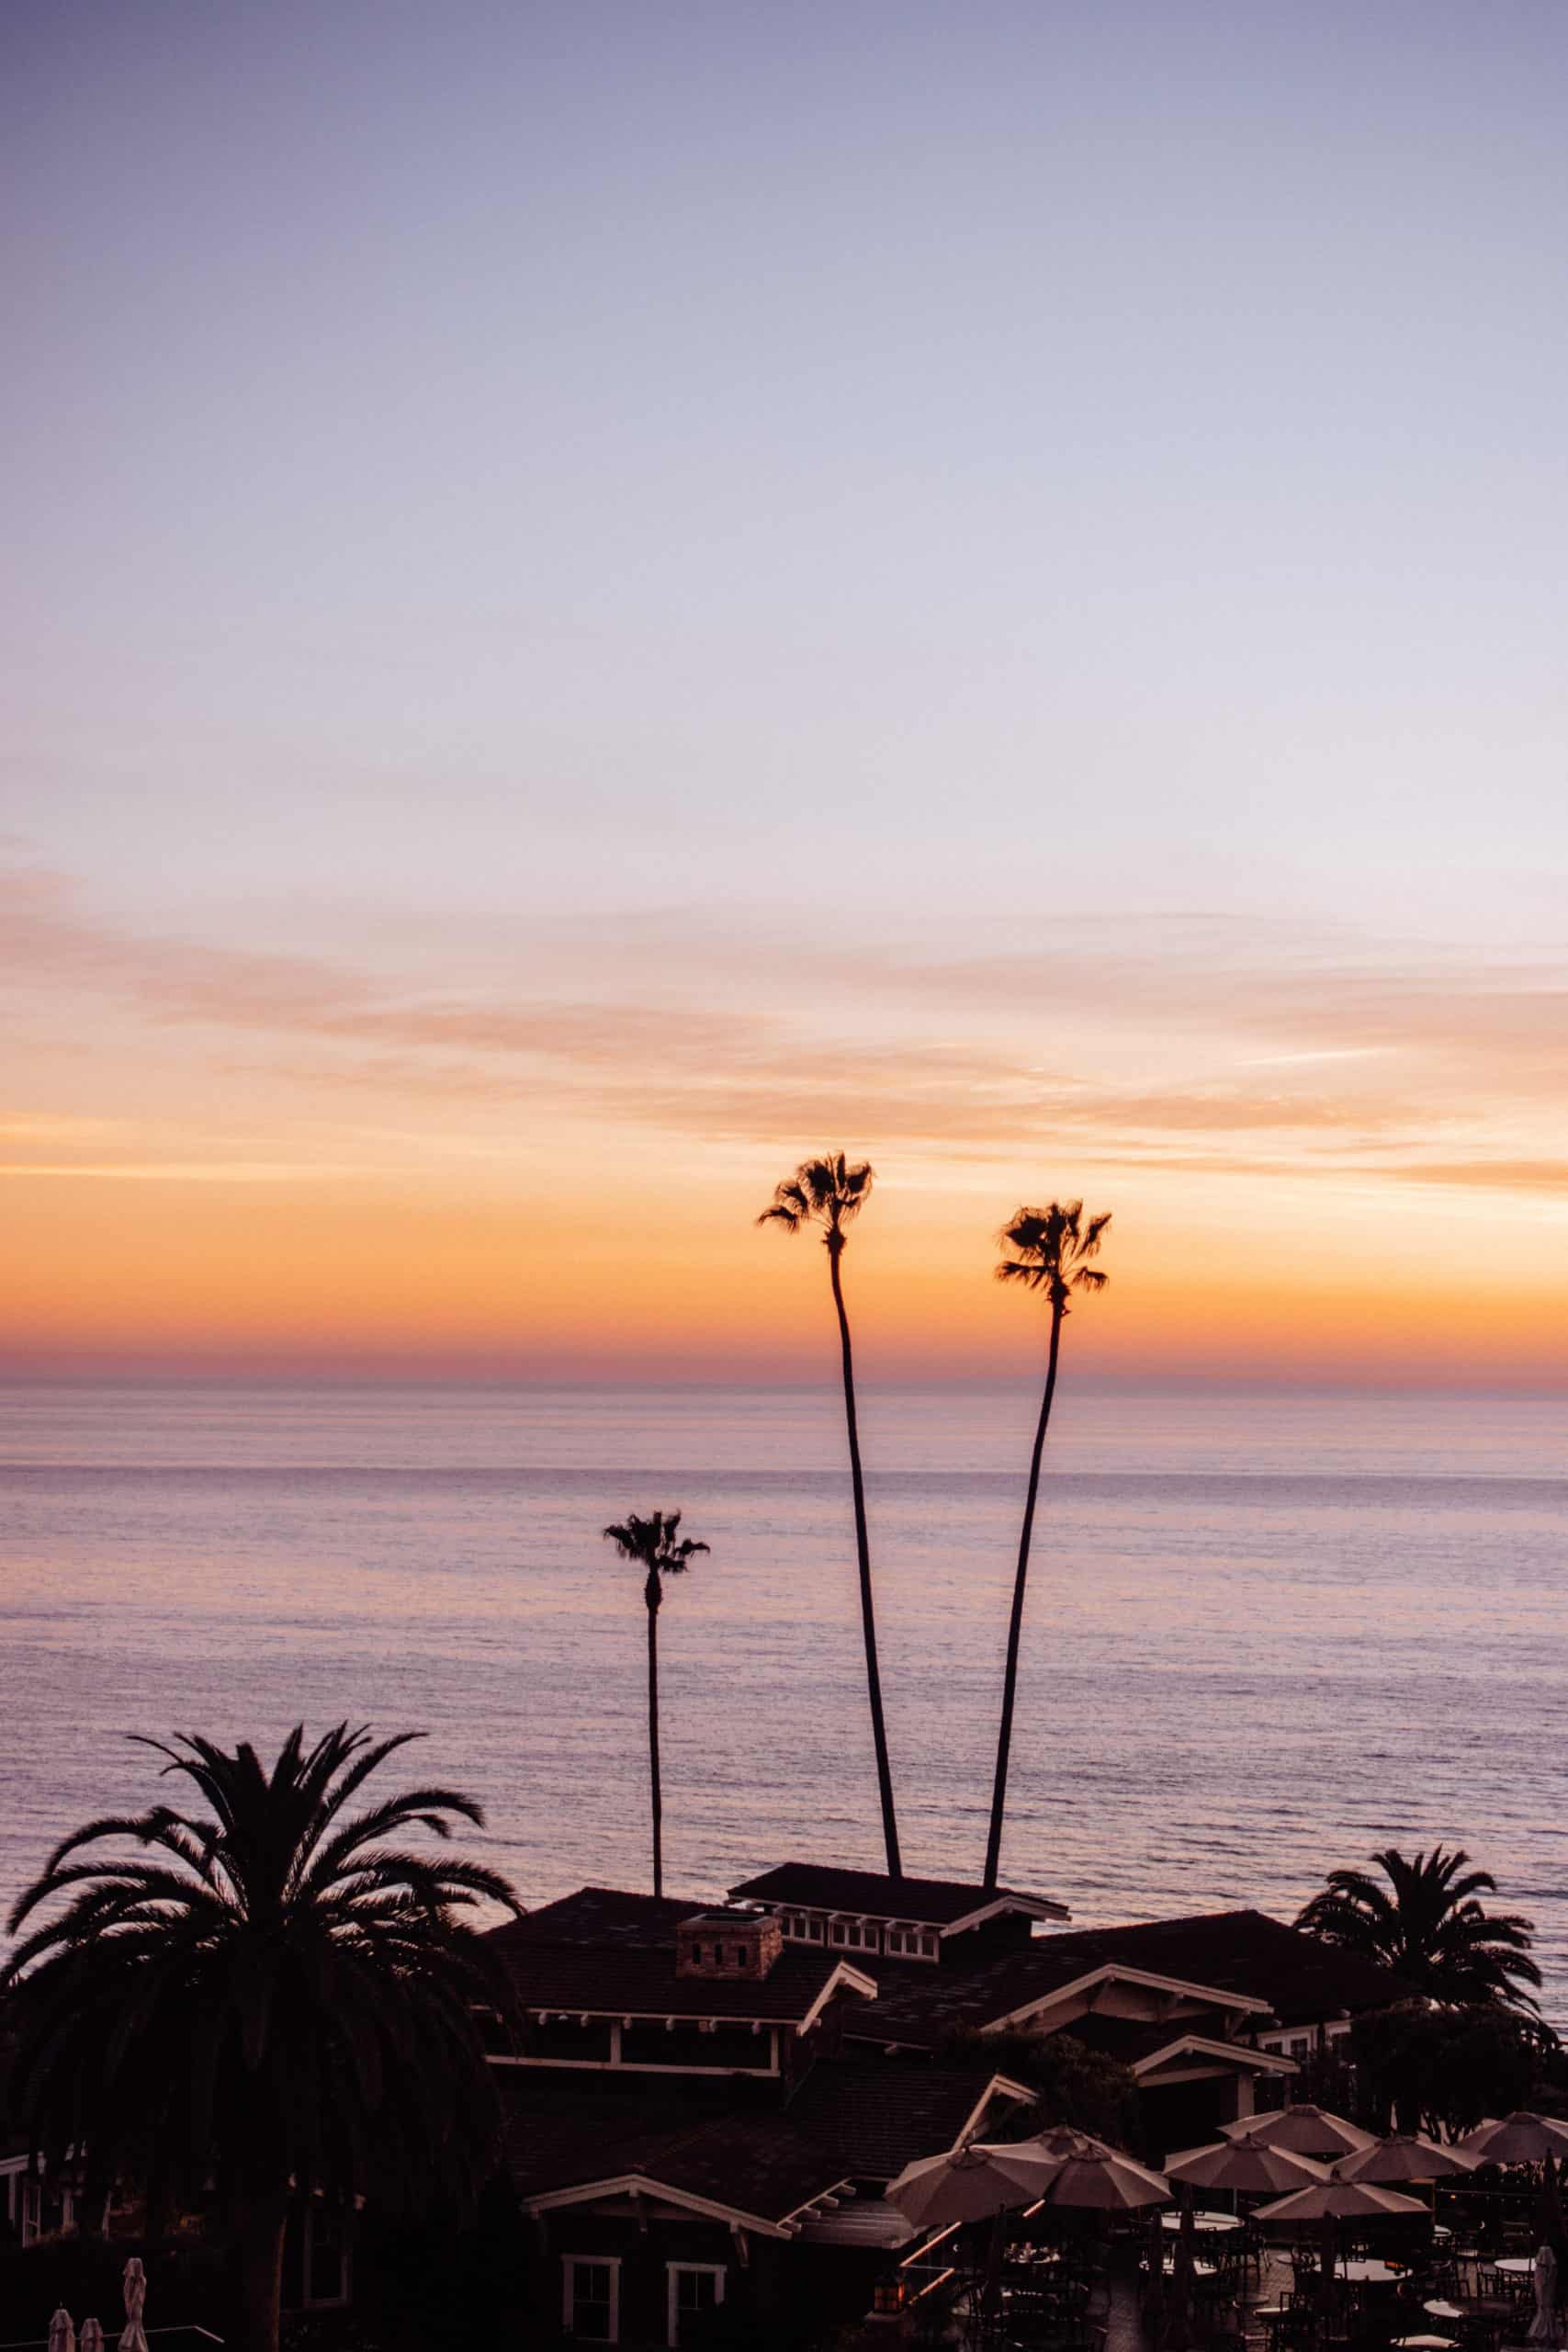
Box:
left=1, top=1724, right=519, bottom=2352
left=758, top=1152, right=901, bottom=1878
left=603, top=1510, right=708, bottom=1899
left=1295, top=1846, right=1542, bottom=2011
left=984, top=1200, right=1111, bottom=1889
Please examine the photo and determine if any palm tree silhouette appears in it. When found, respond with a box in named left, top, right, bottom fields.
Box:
left=1295, top=1846, right=1541, bottom=2011
left=758, top=1152, right=901, bottom=1878
left=2, top=1724, right=518, bottom=2352
left=984, top=1200, right=1111, bottom=1889
left=603, top=1509, right=709, bottom=1900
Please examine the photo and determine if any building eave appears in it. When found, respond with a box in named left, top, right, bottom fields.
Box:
left=981, top=1960, right=1273, bottom=2036
left=522, top=2168, right=852, bottom=2241
left=941, top=1894, right=1072, bottom=1934
left=800, top=1962, right=879, bottom=2032
left=1129, top=2034, right=1300, bottom=2079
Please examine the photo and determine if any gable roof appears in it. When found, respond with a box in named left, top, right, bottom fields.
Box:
left=500, top=2082, right=852, bottom=2233
left=729, top=1861, right=1068, bottom=1929
left=502, top=1886, right=698, bottom=1946
left=1038, top=1911, right=1414, bottom=2028
left=843, top=1908, right=1410, bottom=2050
left=487, top=1894, right=873, bottom=2028
left=1064, top=2014, right=1297, bottom=2077
left=784, top=2059, right=1032, bottom=2181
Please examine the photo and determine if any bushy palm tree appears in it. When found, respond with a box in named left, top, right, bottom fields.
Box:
left=1, top=1724, right=519, bottom=2352
left=1295, top=1846, right=1541, bottom=2012
left=984, top=1200, right=1111, bottom=1889
left=603, top=1510, right=708, bottom=1899
left=758, top=1152, right=901, bottom=1877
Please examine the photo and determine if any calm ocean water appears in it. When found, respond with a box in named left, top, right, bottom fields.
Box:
left=2, top=1382, right=1564, bottom=2024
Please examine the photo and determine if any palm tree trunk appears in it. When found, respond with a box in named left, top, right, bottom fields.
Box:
left=238, top=2191, right=289, bottom=2352
left=646, top=1569, right=663, bottom=1899
left=829, top=1241, right=902, bottom=1879
left=984, top=1301, right=1063, bottom=1888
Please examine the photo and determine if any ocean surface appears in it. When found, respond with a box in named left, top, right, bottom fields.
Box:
left=2, top=1382, right=1564, bottom=2025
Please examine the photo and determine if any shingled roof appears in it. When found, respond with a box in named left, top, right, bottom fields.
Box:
left=844, top=1908, right=1411, bottom=2050
left=784, top=2058, right=1031, bottom=2180
left=729, top=1861, right=1067, bottom=1928
left=1039, top=1910, right=1415, bottom=2028
left=499, top=2081, right=852, bottom=2231
left=487, top=1889, right=872, bottom=2026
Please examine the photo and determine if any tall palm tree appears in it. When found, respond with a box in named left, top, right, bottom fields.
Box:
left=1, top=1724, right=519, bottom=2352
left=758, top=1152, right=901, bottom=1878
left=1295, top=1846, right=1542, bottom=2011
left=984, top=1200, right=1111, bottom=1889
left=603, top=1509, right=708, bottom=1900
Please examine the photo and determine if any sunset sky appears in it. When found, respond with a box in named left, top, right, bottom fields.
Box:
left=6, top=0, right=1566, bottom=1385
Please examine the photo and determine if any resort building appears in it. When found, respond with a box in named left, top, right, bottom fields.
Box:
left=479, top=1866, right=1410, bottom=2340
left=486, top=1886, right=1033, bottom=2344
left=728, top=1861, right=1069, bottom=1965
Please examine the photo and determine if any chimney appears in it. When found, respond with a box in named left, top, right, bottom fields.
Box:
left=675, top=1906, right=783, bottom=1982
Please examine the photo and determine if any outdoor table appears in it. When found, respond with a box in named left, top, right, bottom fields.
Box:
left=1424, top=2301, right=1464, bottom=2320
left=1337, top=2260, right=1402, bottom=2284
left=1162, top=2211, right=1244, bottom=2233
left=1495, top=2259, right=1536, bottom=2277
left=1391, top=2336, right=1456, bottom=2348
left=1140, top=2256, right=1218, bottom=2278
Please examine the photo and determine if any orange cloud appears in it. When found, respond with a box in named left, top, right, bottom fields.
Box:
left=6, top=864, right=1568, bottom=1383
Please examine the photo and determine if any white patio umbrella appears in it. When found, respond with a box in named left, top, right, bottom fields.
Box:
left=78, top=2323, right=104, bottom=2352
left=1528, top=2245, right=1559, bottom=2347
left=1461, top=2115, right=1568, bottom=2165
left=1223, top=2107, right=1377, bottom=2160
left=1017, top=2132, right=1171, bottom=2212
left=120, top=2258, right=150, bottom=2352
left=1335, top=2134, right=1481, bottom=2186
left=886, top=2140, right=1069, bottom=2229
left=1168, top=2133, right=1332, bottom=2197
left=1256, top=2180, right=1430, bottom=2224
left=47, top=2310, right=75, bottom=2352
left=1256, top=2177, right=1429, bottom=2319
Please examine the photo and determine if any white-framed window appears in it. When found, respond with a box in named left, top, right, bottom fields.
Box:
left=302, top=2206, right=351, bottom=2308
left=807, top=1917, right=824, bottom=1941
left=667, top=2261, right=725, bottom=2347
left=830, top=1920, right=879, bottom=1950
left=563, top=2255, right=620, bottom=2344
left=2, top=2169, right=43, bottom=2249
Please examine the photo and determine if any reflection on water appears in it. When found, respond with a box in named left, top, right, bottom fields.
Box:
left=2, top=1382, right=1564, bottom=2022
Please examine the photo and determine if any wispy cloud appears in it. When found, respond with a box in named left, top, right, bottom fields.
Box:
left=5, top=863, right=1564, bottom=1186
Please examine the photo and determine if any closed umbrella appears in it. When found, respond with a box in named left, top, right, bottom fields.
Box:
left=1528, top=2245, right=1559, bottom=2347
left=1168, top=2134, right=1332, bottom=2197
left=79, top=2322, right=105, bottom=2352
left=1461, top=2116, right=1568, bottom=2165
left=1224, top=2107, right=1378, bottom=2161
left=1168, top=2190, right=1201, bottom=2350
left=1336, top=2135, right=1481, bottom=2186
left=47, top=2311, right=74, bottom=2352
left=120, top=2259, right=149, bottom=2352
